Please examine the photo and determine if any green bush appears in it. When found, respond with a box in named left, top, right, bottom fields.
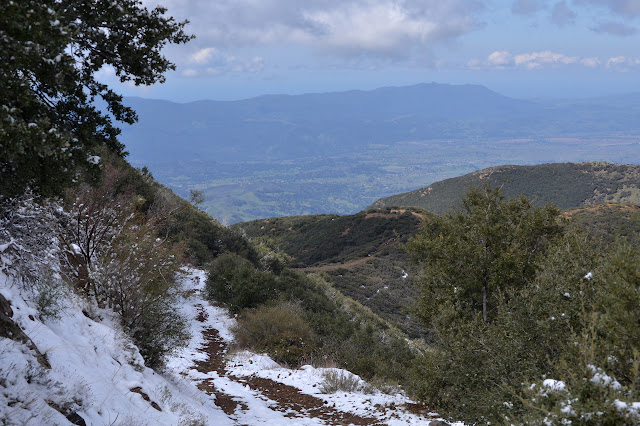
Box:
left=205, top=253, right=277, bottom=314
left=231, top=302, right=316, bottom=366
left=406, top=185, right=640, bottom=423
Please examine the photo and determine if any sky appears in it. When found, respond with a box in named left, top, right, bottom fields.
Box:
left=102, top=0, right=640, bottom=101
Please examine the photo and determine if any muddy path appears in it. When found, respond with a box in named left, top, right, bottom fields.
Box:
left=191, top=304, right=382, bottom=425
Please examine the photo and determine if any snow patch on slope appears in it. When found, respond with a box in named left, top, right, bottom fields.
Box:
left=0, top=271, right=229, bottom=425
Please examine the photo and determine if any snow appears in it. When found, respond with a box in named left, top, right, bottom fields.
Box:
left=167, top=268, right=456, bottom=425
left=0, top=269, right=230, bottom=425
left=2, top=265, right=453, bottom=425
left=86, top=155, right=100, bottom=165
left=588, top=365, right=622, bottom=390
left=542, top=379, right=567, bottom=392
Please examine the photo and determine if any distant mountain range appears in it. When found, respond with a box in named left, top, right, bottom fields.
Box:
left=121, top=83, right=640, bottom=164
left=371, top=162, right=640, bottom=213
left=119, top=83, right=640, bottom=222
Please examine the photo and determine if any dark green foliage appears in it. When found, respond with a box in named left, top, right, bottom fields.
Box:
left=568, top=204, right=640, bottom=248
left=205, top=253, right=277, bottom=314
left=407, top=185, right=640, bottom=423
left=164, top=206, right=258, bottom=266
left=234, top=208, right=422, bottom=267
left=406, top=186, right=569, bottom=422
left=516, top=242, right=640, bottom=424
left=407, top=185, right=565, bottom=325
left=373, top=162, right=640, bottom=214
left=0, top=0, right=191, bottom=198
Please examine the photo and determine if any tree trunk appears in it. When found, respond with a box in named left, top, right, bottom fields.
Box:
left=483, top=282, right=488, bottom=323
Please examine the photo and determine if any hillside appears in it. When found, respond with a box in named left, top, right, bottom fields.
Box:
left=120, top=85, right=640, bottom=222
left=371, top=162, right=640, bottom=213
left=234, top=209, right=427, bottom=337
left=236, top=163, right=640, bottom=339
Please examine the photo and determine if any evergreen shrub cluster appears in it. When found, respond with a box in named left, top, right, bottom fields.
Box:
left=205, top=256, right=419, bottom=384
left=406, top=184, right=640, bottom=424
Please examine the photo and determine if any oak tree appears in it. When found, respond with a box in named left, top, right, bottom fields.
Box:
left=0, top=0, right=192, bottom=198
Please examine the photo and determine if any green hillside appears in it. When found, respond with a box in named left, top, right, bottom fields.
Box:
left=236, top=163, right=640, bottom=338
left=233, top=208, right=424, bottom=268
left=233, top=209, right=427, bottom=337
left=370, top=162, right=640, bottom=213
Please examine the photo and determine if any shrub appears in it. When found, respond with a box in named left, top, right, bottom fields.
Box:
left=205, top=253, right=277, bottom=314
left=231, top=302, right=316, bottom=367
left=35, top=272, right=69, bottom=320
left=59, top=165, right=189, bottom=367
left=319, top=370, right=364, bottom=394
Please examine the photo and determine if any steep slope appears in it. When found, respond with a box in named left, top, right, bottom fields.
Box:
left=233, top=209, right=427, bottom=337
left=371, top=162, right=640, bottom=213
left=1, top=266, right=448, bottom=425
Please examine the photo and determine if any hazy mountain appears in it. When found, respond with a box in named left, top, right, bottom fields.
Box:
left=121, top=83, right=538, bottom=163
left=118, top=84, right=640, bottom=222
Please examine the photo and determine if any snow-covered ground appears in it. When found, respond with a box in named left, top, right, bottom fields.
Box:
left=0, top=269, right=229, bottom=425
left=1, top=266, right=454, bottom=425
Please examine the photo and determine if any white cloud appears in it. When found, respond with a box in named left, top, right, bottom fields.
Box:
left=514, top=51, right=579, bottom=69
left=606, top=56, right=640, bottom=71
left=189, top=47, right=218, bottom=64
left=471, top=50, right=640, bottom=71
left=147, top=0, right=482, bottom=63
left=181, top=50, right=265, bottom=77
left=486, top=50, right=513, bottom=67
left=580, top=57, right=601, bottom=67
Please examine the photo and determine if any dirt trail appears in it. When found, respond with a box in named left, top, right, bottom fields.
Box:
left=296, top=239, right=397, bottom=273
left=192, top=306, right=247, bottom=416
left=191, top=304, right=382, bottom=425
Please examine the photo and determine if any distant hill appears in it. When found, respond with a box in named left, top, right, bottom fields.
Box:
left=371, top=162, right=640, bottom=213
left=121, top=83, right=536, bottom=163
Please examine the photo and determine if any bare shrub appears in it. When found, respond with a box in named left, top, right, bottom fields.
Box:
left=58, top=165, right=188, bottom=367
left=0, top=191, right=59, bottom=286
left=319, top=370, right=363, bottom=394
left=231, top=302, right=316, bottom=367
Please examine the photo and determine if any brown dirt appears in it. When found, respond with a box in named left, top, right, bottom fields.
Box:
left=235, top=375, right=382, bottom=425
left=193, top=324, right=248, bottom=415
left=191, top=305, right=388, bottom=424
